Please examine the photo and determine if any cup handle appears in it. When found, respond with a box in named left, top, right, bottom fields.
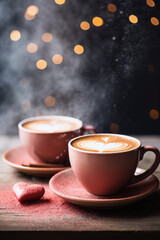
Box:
left=81, top=125, right=97, bottom=134
left=130, top=146, right=160, bottom=184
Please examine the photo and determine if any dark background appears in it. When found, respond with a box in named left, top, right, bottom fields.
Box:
left=0, top=0, right=160, bottom=135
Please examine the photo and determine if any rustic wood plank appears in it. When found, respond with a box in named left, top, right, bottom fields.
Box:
left=0, top=135, right=160, bottom=234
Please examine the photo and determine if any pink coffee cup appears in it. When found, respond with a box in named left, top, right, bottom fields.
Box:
left=68, top=134, right=160, bottom=195
left=18, top=115, right=96, bottom=164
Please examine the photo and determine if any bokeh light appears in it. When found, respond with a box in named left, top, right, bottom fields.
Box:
left=55, top=0, right=66, bottom=5
left=110, top=123, right=120, bottom=133
left=74, top=45, right=84, bottom=54
left=25, top=12, right=35, bottom=20
left=42, top=33, right=53, bottom=43
left=150, top=109, right=159, bottom=120
left=10, top=30, right=21, bottom=41
left=80, top=21, right=90, bottom=30
left=129, top=15, right=138, bottom=24
left=36, top=59, right=47, bottom=70
left=107, top=4, right=117, bottom=13
left=92, top=17, right=104, bottom=27
left=26, top=5, right=39, bottom=16
left=52, top=54, right=63, bottom=64
left=26, top=43, right=38, bottom=53
left=25, top=5, right=39, bottom=21
left=151, top=17, right=159, bottom=26
left=45, top=96, right=56, bottom=107
left=146, top=0, right=155, bottom=7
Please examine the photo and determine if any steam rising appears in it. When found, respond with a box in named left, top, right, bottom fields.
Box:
left=0, top=0, right=158, bottom=134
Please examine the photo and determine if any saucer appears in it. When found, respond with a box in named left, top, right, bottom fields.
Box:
left=49, top=168, right=159, bottom=209
left=3, top=146, right=68, bottom=177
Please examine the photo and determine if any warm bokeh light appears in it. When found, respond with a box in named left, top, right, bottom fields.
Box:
left=36, top=59, right=47, bottom=70
left=21, top=100, right=31, bottom=110
left=26, top=43, right=38, bottom=53
left=74, top=45, right=84, bottom=55
left=107, top=4, right=117, bottom=13
left=10, top=30, right=21, bottom=41
left=26, top=5, right=39, bottom=16
left=151, top=17, right=159, bottom=26
left=25, top=5, right=38, bottom=20
left=110, top=123, right=119, bottom=133
left=92, top=17, right=104, bottom=27
left=25, top=12, right=35, bottom=20
left=129, top=15, right=138, bottom=24
left=146, top=0, right=155, bottom=7
left=42, top=33, right=53, bottom=43
left=55, top=0, right=66, bottom=5
left=80, top=21, right=90, bottom=30
left=44, top=96, right=56, bottom=107
left=150, top=109, right=159, bottom=120
left=52, top=54, right=63, bottom=64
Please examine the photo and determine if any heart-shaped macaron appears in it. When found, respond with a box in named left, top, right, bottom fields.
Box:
left=13, top=182, right=45, bottom=203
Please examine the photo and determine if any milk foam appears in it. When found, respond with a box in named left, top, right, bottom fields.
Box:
left=77, top=140, right=130, bottom=152
left=29, top=123, right=73, bottom=133
left=72, top=135, right=139, bottom=152
left=23, top=119, right=78, bottom=133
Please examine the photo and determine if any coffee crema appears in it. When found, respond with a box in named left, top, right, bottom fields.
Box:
left=72, top=135, right=139, bottom=153
left=23, top=119, right=80, bottom=133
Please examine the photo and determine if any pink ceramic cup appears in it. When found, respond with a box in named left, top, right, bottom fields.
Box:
left=18, top=116, right=96, bottom=165
left=68, top=134, right=160, bottom=195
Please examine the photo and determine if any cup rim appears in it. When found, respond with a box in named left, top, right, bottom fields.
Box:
left=69, top=133, right=141, bottom=154
left=18, top=115, right=83, bottom=134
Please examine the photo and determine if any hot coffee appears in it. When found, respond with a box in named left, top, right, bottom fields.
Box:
left=23, top=118, right=80, bottom=133
left=72, top=134, right=139, bottom=153
left=19, top=115, right=96, bottom=163
left=69, top=134, right=160, bottom=195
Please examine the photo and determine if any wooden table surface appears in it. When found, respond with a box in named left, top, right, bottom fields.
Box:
left=0, top=135, right=160, bottom=240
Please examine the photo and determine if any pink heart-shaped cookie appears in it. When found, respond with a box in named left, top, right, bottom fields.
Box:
left=13, top=182, right=45, bottom=203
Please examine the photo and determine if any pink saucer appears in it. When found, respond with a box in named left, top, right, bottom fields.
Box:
left=49, top=168, right=159, bottom=209
left=3, top=146, right=68, bottom=177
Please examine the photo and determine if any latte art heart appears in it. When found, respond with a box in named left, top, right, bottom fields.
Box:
left=23, top=119, right=80, bottom=133
left=29, top=123, right=73, bottom=133
left=77, top=141, right=130, bottom=152
left=72, top=134, right=139, bottom=153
